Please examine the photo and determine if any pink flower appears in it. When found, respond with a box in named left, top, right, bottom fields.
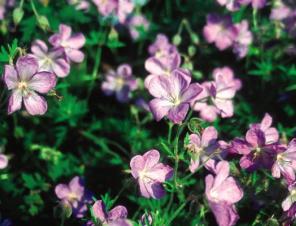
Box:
left=49, top=24, right=85, bottom=63
left=148, top=69, right=203, bottom=124
left=0, top=154, right=8, bottom=169
left=233, top=20, right=253, bottom=58
left=128, top=14, right=150, bottom=40
left=272, top=139, right=296, bottom=184
left=203, top=14, right=238, bottom=51
left=101, top=64, right=138, bottom=103
left=68, top=0, right=90, bottom=11
left=130, top=149, right=173, bottom=199
left=92, top=200, right=131, bottom=225
left=148, top=34, right=178, bottom=57
left=55, top=176, right=92, bottom=218
left=193, top=67, right=241, bottom=122
left=187, top=126, right=220, bottom=173
left=205, top=161, right=243, bottom=226
left=3, top=55, right=56, bottom=115
left=30, top=40, right=70, bottom=78
left=216, top=0, right=241, bottom=11
left=239, top=0, right=266, bottom=9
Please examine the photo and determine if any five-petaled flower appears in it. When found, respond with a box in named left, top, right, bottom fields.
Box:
left=130, top=149, right=173, bottom=199
left=3, top=55, right=56, bottom=115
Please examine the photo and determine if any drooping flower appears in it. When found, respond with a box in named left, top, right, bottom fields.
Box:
left=49, top=24, right=86, bottom=63
left=101, top=64, right=138, bottom=103
left=3, top=55, right=56, bottom=115
left=130, top=149, right=173, bottom=199
left=68, top=0, right=90, bottom=11
left=203, top=14, right=238, bottom=51
left=148, top=69, right=203, bottom=124
left=55, top=176, right=92, bottom=218
left=193, top=67, right=241, bottom=122
left=30, top=40, right=70, bottom=77
left=233, top=20, right=253, bottom=58
left=205, top=161, right=243, bottom=226
left=186, top=126, right=220, bottom=173
left=128, top=14, right=150, bottom=40
left=0, top=154, right=8, bottom=169
left=272, top=139, right=296, bottom=184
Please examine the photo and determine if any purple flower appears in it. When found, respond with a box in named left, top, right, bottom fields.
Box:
left=205, top=161, right=243, bottom=226
left=55, top=176, right=92, bottom=218
left=272, top=139, right=296, bottom=184
left=30, top=40, right=70, bottom=78
left=130, top=149, right=173, bottom=199
left=101, top=64, right=138, bottom=103
left=68, top=0, right=90, bottom=11
left=128, top=14, right=150, bottom=40
left=92, top=200, right=131, bottom=225
left=187, top=126, right=220, bottom=173
left=216, top=0, right=242, bottom=11
left=203, top=14, right=238, bottom=51
left=193, top=67, right=241, bottom=122
left=239, top=0, right=266, bottom=9
left=3, top=55, right=56, bottom=115
left=148, top=34, right=178, bottom=57
left=0, top=154, right=8, bottom=169
left=49, top=24, right=85, bottom=63
left=233, top=20, right=253, bottom=58
left=148, top=69, right=202, bottom=124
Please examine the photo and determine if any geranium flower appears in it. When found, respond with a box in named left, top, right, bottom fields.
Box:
left=128, top=15, right=150, bottom=40
left=272, top=139, right=296, bottom=184
left=148, top=34, right=178, bottom=58
left=148, top=69, right=203, bottom=124
left=233, top=20, right=253, bottom=58
left=193, top=67, right=241, bottom=122
left=3, top=55, right=56, bottom=115
left=101, top=64, right=138, bottom=103
left=30, top=40, right=70, bottom=77
left=205, top=161, right=243, bottom=226
left=130, top=149, right=173, bottom=199
left=49, top=24, right=85, bottom=63
left=55, top=176, right=92, bottom=218
left=0, top=154, right=8, bottom=169
left=203, top=14, right=238, bottom=51
left=68, top=0, right=90, bottom=11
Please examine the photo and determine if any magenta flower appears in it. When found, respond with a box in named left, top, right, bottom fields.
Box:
left=3, top=55, right=56, bottom=115
left=187, top=126, right=220, bottom=173
left=0, top=154, right=8, bottom=169
left=128, top=14, right=150, bottom=40
left=92, top=200, right=131, bottom=225
left=205, top=161, right=243, bottom=226
left=203, top=14, right=238, bottom=51
left=239, top=0, right=266, bottom=9
left=130, top=149, right=173, bottom=199
left=30, top=40, right=70, bottom=78
left=49, top=24, right=85, bottom=63
left=193, top=67, right=241, bottom=122
left=101, top=64, right=138, bottom=103
left=148, top=69, right=203, bottom=124
left=68, top=0, right=90, bottom=11
left=233, top=20, right=253, bottom=58
left=55, top=176, right=92, bottom=218
left=272, top=139, right=296, bottom=184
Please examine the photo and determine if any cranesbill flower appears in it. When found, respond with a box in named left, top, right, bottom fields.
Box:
left=187, top=126, right=220, bottom=173
left=203, top=14, right=238, bottom=51
left=0, top=154, right=8, bottom=169
left=3, top=55, right=56, bottom=115
left=128, top=14, right=150, bottom=40
left=55, top=176, right=92, bottom=218
left=130, top=149, right=173, bottom=199
left=92, top=200, right=131, bottom=225
left=233, top=20, right=253, bottom=58
left=68, top=0, right=90, bottom=11
left=49, top=24, right=85, bottom=63
left=148, top=34, right=178, bottom=58
left=148, top=69, right=203, bottom=124
left=92, top=0, right=117, bottom=17
left=101, top=64, right=138, bottom=103
left=272, top=139, right=296, bottom=184
left=193, top=67, right=241, bottom=122
left=239, top=0, right=266, bottom=9
left=205, top=161, right=243, bottom=226
left=30, top=40, right=70, bottom=78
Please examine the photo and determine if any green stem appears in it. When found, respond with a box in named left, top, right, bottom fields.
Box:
left=252, top=9, right=258, bottom=31
left=30, top=0, right=39, bottom=18
left=167, top=122, right=173, bottom=144
left=166, top=200, right=188, bottom=224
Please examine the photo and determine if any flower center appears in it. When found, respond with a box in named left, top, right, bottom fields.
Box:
left=115, top=77, right=125, bottom=90
left=68, top=192, right=78, bottom=201
left=17, top=81, right=28, bottom=90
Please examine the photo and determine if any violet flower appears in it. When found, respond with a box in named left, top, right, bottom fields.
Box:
left=186, top=126, right=220, bottom=173
left=0, top=154, right=8, bottom=169
left=68, top=0, right=90, bottom=11
left=49, top=24, right=86, bottom=63
left=203, top=14, right=238, bottom=51
left=3, top=55, right=56, bottom=115
left=55, top=176, right=92, bottom=218
left=30, top=40, right=70, bottom=78
left=233, top=20, right=253, bottom=59
left=193, top=67, right=241, bottom=122
left=128, top=14, right=150, bottom=40
left=205, top=161, right=243, bottom=226
left=272, top=139, right=296, bottom=184
left=101, top=64, right=138, bottom=103
left=148, top=34, right=179, bottom=58
left=148, top=69, right=203, bottom=124
left=92, top=200, right=131, bottom=225
left=130, top=149, right=173, bottom=199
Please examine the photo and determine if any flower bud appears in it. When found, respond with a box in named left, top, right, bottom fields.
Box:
left=37, top=15, right=50, bottom=31
left=13, top=7, right=24, bottom=25
left=172, top=35, right=182, bottom=46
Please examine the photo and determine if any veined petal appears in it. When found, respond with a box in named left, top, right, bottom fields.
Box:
left=167, top=103, right=189, bottom=124
left=8, top=89, right=23, bottom=114
left=181, top=83, right=203, bottom=103
left=23, top=91, right=48, bottom=115
left=66, top=33, right=86, bottom=49
left=66, top=49, right=85, bottom=63
left=93, top=200, right=107, bottom=222
left=16, top=56, right=39, bottom=81
left=149, top=98, right=172, bottom=121
left=52, top=58, right=70, bottom=77
left=3, top=65, right=18, bottom=90
left=108, top=205, right=128, bottom=221
left=143, top=149, right=160, bottom=169
left=31, top=39, right=48, bottom=57
left=201, top=126, right=218, bottom=147
left=28, top=72, right=56, bottom=93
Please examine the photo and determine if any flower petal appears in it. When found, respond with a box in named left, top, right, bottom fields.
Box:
left=93, top=200, right=107, bottom=222
left=3, top=65, right=18, bottom=90
left=16, top=55, right=39, bottom=81
left=31, top=39, right=48, bottom=57
left=8, top=89, right=22, bottom=114
left=149, top=98, right=172, bottom=121
left=52, top=58, right=70, bottom=77
left=66, top=49, right=85, bottom=63
left=143, top=149, right=160, bottom=169
left=55, top=184, right=71, bottom=199
left=108, top=205, right=128, bottom=221
left=23, top=92, right=48, bottom=115
left=167, top=103, right=189, bottom=124
left=66, top=33, right=86, bottom=49
left=28, top=72, right=56, bottom=93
